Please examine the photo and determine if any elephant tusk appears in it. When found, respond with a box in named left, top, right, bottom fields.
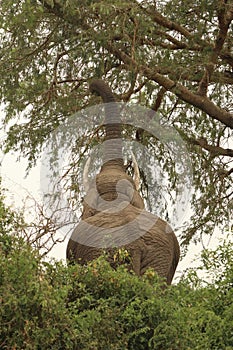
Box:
left=130, top=151, right=140, bottom=191
left=83, top=157, right=91, bottom=192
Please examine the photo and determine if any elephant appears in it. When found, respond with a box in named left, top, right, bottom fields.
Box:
left=66, top=79, right=180, bottom=284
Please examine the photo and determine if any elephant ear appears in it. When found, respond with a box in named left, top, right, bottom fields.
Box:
left=89, top=79, right=124, bottom=169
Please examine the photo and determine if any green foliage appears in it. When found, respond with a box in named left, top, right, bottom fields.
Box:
left=0, top=182, right=26, bottom=255
left=0, top=237, right=76, bottom=349
left=1, top=218, right=233, bottom=350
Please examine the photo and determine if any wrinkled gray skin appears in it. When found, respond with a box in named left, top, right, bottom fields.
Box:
left=66, top=79, right=180, bottom=284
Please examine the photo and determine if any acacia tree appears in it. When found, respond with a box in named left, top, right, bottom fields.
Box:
left=0, top=0, right=232, bottom=249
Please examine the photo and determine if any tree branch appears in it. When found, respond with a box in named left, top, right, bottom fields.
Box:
left=115, top=35, right=233, bottom=84
left=190, top=137, right=233, bottom=157
left=144, top=7, right=191, bottom=38
left=108, top=42, right=233, bottom=128
left=152, top=87, right=167, bottom=112
left=142, top=66, right=233, bottom=128
left=197, top=1, right=233, bottom=95
left=40, top=0, right=233, bottom=128
left=141, top=2, right=233, bottom=68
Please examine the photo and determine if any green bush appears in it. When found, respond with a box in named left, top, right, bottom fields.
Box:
left=0, top=235, right=75, bottom=349
left=1, top=229, right=232, bottom=349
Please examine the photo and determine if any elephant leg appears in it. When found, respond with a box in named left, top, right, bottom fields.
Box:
left=167, top=238, right=180, bottom=284
left=127, top=240, right=148, bottom=276
left=130, top=249, right=142, bottom=275
left=140, top=247, right=173, bottom=283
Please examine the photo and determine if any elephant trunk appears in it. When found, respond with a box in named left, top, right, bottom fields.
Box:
left=89, top=79, right=124, bottom=169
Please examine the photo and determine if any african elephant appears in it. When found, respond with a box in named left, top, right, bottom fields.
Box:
left=66, top=79, right=180, bottom=284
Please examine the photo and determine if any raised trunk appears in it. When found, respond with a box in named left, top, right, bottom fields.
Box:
left=89, top=79, right=124, bottom=168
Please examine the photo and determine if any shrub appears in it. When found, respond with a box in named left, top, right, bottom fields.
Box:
left=0, top=190, right=232, bottom=349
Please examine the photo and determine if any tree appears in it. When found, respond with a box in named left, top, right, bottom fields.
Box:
left=0, top=0, right=232, bottom=248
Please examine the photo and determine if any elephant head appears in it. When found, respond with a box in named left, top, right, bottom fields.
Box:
left=66, top=79, right=180, bottom=284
